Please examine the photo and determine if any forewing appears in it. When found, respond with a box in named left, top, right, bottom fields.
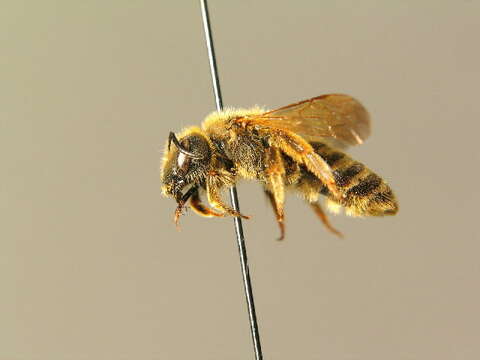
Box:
left=245, top=94, right=371, bottom=147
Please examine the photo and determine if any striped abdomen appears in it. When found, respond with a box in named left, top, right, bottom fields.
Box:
left=312, top=142, right=398, bottom=216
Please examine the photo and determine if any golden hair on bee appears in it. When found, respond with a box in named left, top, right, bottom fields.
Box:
left=160, top=94, right=398, bottom=239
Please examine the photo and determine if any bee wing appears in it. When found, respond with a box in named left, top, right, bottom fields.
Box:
left=244, top=94, right=371, bottom=147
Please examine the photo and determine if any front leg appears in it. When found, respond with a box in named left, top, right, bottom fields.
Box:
left=173, top=185, right=198, bottom=227
left=206, top=171, right=250, bottom=219
left=189, top=188, right=224, bottom=218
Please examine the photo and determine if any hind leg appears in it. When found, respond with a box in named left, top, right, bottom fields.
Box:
left=309, top=202, right=343, bottom=238
left=265, top=129, right=341, bottom=199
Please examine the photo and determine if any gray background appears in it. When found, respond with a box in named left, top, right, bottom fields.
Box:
left=2, top=1, right=479, bottom=359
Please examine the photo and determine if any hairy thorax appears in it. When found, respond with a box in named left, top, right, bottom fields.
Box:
left=202, top=107, right=270, bottom=180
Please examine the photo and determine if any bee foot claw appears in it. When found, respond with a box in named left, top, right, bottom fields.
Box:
left=231, top=211, right=250, bottom=220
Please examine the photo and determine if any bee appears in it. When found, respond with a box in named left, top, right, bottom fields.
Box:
left=160, top=94, right=398, bottom=239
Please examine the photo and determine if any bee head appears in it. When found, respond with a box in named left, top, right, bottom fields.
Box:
left=160, top=129, right=211, bottom=203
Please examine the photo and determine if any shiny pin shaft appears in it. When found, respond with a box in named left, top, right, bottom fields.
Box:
left=199, top=1, right=263, bottom=359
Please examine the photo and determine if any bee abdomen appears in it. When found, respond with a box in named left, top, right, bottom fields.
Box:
left=335, top=163, right=365, bottom=187
left=345, top=173, right=382, bottom=197
left=312, top=142, right=398, bottom=217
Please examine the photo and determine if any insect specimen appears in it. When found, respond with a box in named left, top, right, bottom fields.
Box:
left=160, top=94, right=398, bottom=239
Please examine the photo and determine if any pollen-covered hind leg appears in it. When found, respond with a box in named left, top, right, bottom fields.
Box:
left=189, top=189, right=224, bottom=218
left=309, top=202, right=343, bottom=238
left=268, top=130, right=341, bottom=199
left=265, top=190, right=285, bottom=240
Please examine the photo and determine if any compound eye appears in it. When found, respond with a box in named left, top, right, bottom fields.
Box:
left=176, top=139, right=192, bottom=173
left=177, top=152, right=189, bottom=169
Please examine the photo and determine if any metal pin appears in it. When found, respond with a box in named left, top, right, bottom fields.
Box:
left=199, top=1, right=263, bottom=359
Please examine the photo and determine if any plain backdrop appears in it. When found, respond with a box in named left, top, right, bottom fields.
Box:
left=2, top=1, right=480, bottom=359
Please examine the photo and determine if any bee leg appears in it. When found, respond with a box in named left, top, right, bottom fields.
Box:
left=264, top=147, right=286, bottom=240
left=309, top=202, right=343, bottom=238
left=189, top=188, right=224, bottom=218
left=173, top=185, right=198, bottom=228
left=264, top=190, right=285, bottom=241
left=206, top=179, right=250, bottom=219
left=270, top=131, right=341, bottom=199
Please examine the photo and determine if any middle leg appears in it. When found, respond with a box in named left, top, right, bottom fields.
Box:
left=264, top=190, right=285, bottom=240
left=264, top=147, right=287, bottom=240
